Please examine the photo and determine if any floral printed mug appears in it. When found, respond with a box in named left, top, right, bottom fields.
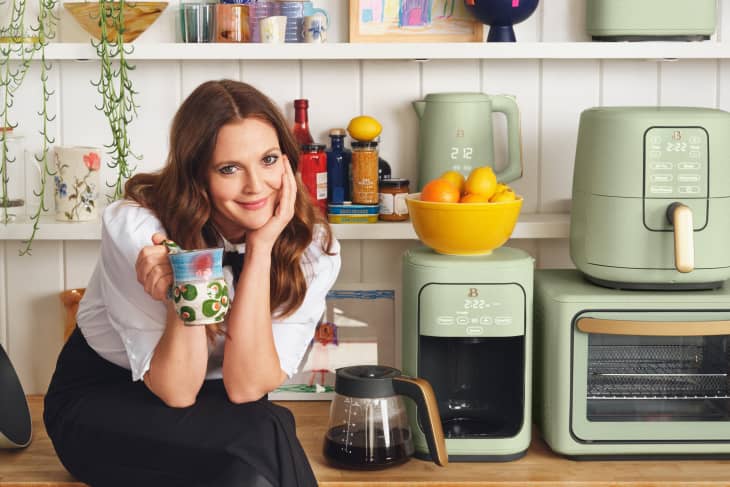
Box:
left=53, top=146, right=101, bottom=222
left=167, top=244, right=230, bottom=326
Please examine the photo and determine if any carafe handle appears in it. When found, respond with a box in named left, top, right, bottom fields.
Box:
left=393, top=375, right=448, bottom=466
left=490, top=94, right=523, bottom=183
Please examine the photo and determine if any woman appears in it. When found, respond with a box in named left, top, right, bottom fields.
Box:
left=44, top=80, right=340, bottom=487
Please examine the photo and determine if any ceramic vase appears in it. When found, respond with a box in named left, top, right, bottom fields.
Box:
left=53, top=146, right=101, bottom=222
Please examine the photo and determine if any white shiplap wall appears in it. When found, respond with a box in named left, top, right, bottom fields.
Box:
left=3, top=0, right=730, bottom=393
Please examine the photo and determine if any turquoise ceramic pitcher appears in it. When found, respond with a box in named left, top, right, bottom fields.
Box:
left=413, top=92, right=523, bottom=190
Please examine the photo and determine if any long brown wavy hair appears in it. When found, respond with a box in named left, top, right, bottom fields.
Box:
left=125, top=80, right=334, bottom=341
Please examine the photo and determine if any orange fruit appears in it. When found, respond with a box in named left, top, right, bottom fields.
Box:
left=460, top=193, right=490, bottom=203
left=464, top=166, right=498, bottom=199
left=421, top=179, right=460, bottom=203
left=490, top=190, right=517, bottom=203
left=439, top=170, right=465, bottom=195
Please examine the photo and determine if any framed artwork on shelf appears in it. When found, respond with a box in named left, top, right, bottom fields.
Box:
left=349, top=0, right=485, bottom=43
left=269, top=286, right=398, bottom=401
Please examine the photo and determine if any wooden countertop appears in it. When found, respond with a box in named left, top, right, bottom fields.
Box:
left=2, top=396, right=730, bottom=486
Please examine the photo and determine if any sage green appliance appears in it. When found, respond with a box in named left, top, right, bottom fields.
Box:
left=412, top=93, right=523, bottom=191
left=402, top=246, right=534, bottom=461
left=586, top=0, right=716, bottom=41
left=535, top=269, right=730, bottom=458
left=570, top=107, right=730, bottom=290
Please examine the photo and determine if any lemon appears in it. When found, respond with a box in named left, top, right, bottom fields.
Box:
left=347, top=115, right=382, bottom=142
left=464, top=166, right=498, bottom=200
left=490, top=190, right=517, bottom=203
left=439, top=170, right=465, bottom=195
left=495, top=183, right=511, bottom=194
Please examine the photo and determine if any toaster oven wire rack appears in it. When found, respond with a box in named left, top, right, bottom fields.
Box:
left=587, top=345, right=730, bottom=399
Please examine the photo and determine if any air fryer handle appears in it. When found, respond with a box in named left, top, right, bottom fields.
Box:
left=490, top=94, right=523, bottom=184
left=392, top=376, right=448, bottom=466
left=666, top=202, right=694, bottom=273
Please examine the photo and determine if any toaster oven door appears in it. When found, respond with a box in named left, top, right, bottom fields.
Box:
left=571, top=311, right=730, bottom=442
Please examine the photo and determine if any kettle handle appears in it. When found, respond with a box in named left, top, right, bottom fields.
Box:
left=392, top=375, right=448, bottom=466
left=490, top=94, right=523, bottom=183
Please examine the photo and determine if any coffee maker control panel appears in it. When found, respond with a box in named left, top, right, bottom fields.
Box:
left=418, top=283, right=525, bottom=338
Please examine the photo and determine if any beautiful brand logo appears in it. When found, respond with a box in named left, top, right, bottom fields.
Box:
left=468, top=288, right=479, bottom=297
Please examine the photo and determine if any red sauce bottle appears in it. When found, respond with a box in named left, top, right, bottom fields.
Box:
left=292, top=99, right=314, bottom=147
left=299, top=143, right=328, bottom=216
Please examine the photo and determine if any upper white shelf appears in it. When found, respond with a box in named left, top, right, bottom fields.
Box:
left=0, top=213, right=569, bottom=241
left=11, top=42, right=730, bottom=61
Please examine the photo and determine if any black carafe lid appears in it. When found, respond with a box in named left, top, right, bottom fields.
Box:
left=334, top=365, right=401, bottom=398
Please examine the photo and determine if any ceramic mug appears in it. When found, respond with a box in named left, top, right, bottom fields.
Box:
left=301, top=13, right=326, bottom=43
left=260, top=15, right=287, bottom=43
left=168, top=246, right=230, bottom=326
left=274, top=1, right=328, bottom=42
left=53, top=146, right=101, bottom=222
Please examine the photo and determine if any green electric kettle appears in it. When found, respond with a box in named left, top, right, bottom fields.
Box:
left=413, top=92, right=523, bottom=190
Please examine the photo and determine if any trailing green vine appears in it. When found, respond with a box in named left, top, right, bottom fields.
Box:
left=0, top=0, right=58, bottom=255
left=91, top=0, right=141, bottom=202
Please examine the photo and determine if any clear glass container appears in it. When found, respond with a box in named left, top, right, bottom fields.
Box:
left=350, top=140, right=379, bottom=205
left=0, top=0, right=41, bottom=42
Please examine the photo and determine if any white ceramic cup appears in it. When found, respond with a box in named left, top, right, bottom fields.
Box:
left=260, top=15, right=287, bottom=43
left=302, top=13, right=326, bottom=43
left=53, top=146, right=102, bottom=222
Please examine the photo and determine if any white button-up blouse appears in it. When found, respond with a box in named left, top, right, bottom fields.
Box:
left=77, top=200, right=341, bottom=382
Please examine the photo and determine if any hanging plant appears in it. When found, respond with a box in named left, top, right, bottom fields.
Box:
left=90, top=0, right=141, bottom=202
left=0, top=0, right=59, bottom=255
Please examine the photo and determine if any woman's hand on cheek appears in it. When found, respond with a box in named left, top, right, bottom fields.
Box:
left=135, top=232, right=174, bottom=301
left=247, top=156, right=297, bottom=253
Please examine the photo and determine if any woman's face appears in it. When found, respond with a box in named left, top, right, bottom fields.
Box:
left=208, top=118, right=287, bottom=242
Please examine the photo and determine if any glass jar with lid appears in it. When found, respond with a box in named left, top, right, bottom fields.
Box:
left=378, top=178, right=409, bottom=222
left=350, top=140, right=379, bottom=205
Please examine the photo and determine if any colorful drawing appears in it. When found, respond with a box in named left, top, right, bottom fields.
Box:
left=350, top=0, right=483, bottom=42
left=399, top=0, right=432, bottom=27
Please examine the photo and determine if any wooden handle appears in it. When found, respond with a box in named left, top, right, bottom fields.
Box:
left=393, top=376, right=449, bottom=466
left=577, top=317, right=730, bottom=336
left=668, top=203, right=694, bottom=273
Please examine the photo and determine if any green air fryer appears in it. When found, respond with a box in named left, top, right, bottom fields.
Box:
left=570, top=107, right=730, bottom=290
left=412, top=93, right=523, bottom=191
left=402, top=246, right=534, bottom=461
left=586, top=0, right=717, bottom=41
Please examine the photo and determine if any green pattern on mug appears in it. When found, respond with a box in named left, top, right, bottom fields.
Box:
left=180, top=306, right=196, bottom=322
left=207, top=281, right=224, bottom=299
left=181, top=284, right=198, bottom=301
left=202, top=299, right=223, bottom=317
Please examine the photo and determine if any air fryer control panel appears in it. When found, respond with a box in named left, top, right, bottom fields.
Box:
left=643, top=127, right=709, bottom=230
left=418, top=283, right=525, bottom=338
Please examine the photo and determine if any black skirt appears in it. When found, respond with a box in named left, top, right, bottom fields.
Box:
left=44, top=328, right=317, bottom=487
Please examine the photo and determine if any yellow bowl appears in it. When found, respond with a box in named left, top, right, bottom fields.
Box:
left=64, top=2, right=168, bottom=43
left=406, top=193, right=523, bottom=256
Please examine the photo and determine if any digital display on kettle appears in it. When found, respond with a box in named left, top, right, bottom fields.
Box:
left=450, top=147, right=474, bottom=160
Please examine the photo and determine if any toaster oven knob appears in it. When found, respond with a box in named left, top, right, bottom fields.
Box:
left=666, top=202, right=694, bottom=273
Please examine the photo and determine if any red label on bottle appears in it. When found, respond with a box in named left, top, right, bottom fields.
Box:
left=299, top=150, right=328, bottom=215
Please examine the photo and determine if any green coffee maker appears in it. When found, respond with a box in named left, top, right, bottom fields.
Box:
left=401, top=246, right=534, bottom=461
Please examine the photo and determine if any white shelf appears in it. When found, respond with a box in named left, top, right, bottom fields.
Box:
left=0, top=213, right=569, bottom=241
left=9, top=42, right=730, bottom=61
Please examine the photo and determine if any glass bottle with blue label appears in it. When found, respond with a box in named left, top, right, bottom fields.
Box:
left=326, top=128, right=350, bottom=204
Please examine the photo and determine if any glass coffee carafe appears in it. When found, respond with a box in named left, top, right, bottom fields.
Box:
left=323, top=365, right=448, bottom=470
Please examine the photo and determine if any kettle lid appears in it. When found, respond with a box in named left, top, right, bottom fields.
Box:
left=334, top=365, right=401, bottom=398
left=423, top=92, right=492, bottom=103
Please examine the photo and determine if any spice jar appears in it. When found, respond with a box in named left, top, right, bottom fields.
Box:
left=378, top=178, right=409, bottom=222
left=350, top=141, right=379, bottom=205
